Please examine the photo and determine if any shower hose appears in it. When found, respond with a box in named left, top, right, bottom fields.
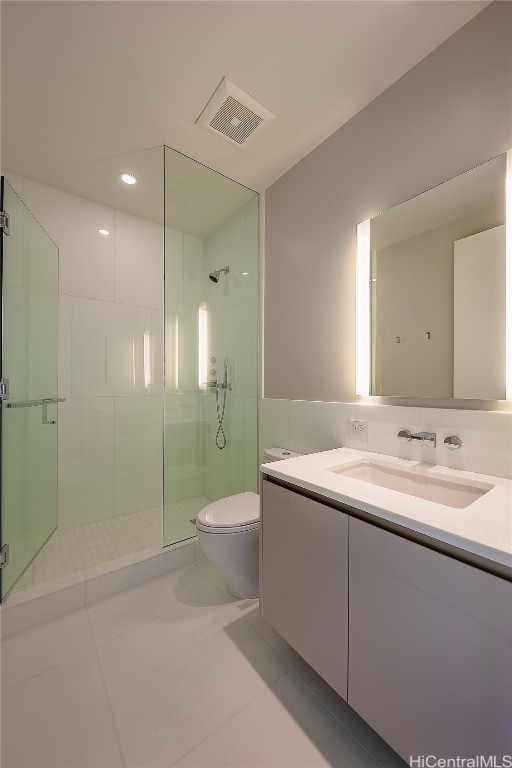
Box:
left=215, top=386, right=227, bottom=449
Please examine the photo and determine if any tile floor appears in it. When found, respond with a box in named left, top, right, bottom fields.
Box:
left=1, top=559, right=406, bottom=768
left=11, top=497, right=210, bottom=597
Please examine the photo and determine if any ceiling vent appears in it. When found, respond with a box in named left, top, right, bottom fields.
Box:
left=196, top=77, right=275, bottom=149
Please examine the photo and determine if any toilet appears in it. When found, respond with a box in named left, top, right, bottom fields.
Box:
left=196, top=448, right=303, bottom=598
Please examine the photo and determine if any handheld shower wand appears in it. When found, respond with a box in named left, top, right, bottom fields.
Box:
left=214, top=358, right=230, bottom=449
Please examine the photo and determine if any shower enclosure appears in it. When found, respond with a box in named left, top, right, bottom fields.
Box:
left=163, top=147, right=259, bottom=546
left=0, top=178, right=60, bottom=599
left=0, top=147, right=259, bottom=602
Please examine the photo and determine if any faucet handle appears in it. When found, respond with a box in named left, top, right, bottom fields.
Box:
left=397, top=429, right=436, bottom=447
left=444, top=435, right=462, bottom=450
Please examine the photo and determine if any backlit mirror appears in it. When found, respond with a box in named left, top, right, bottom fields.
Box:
left=356, top=152, right=510, bottom=400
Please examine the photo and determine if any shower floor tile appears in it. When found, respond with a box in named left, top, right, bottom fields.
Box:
left=10, top=496, right=210, bottom=598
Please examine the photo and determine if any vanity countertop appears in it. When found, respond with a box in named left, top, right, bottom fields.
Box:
left=260, top=448, right=512, bottom=572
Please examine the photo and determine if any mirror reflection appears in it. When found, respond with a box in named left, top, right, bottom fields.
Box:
left=369, top=153, right=506, bottom=399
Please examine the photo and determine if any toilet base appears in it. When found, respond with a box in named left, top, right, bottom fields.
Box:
left=197, top=525, right=260, bottom=600
left=224, top=574, right=259, bottom=600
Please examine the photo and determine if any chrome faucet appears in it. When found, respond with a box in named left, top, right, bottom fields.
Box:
left=397, top=429, right=436, bottom=448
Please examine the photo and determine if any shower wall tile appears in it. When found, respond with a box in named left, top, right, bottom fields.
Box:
left=114, top=396, right=163, bottom=517
left=115, top=211, right=163, bottom=310
left=58, top=398, right=115, bottom=529
left=227, top=298, right=258, bottom=398
left=151, top=310, right=164, bottom=396
left=205, top=210, right=245, bottom=312
left=208, top=309, right=228, bottom=369
left=206, top=206, right=245, bottom=314
left=182, top=392, right=206, bottom=499
left=164, top=395, right=184, bottom=504
left=164, top=311, right=178, bottom=395
left=58, top=295, right=72, bottom=399
left=177, top=312, right=199, bottom=393
left=21, top=179, right=116, bottom=302
left=63, top=299, right=161, bottom=398
left=244, top=398, right=258, bottom=493
left=205, top=199, right=259, bottom=313
left=204, top=394, right=245, bottom=501
left=109, top=304, right=153, bottom=396
left=165, top=227, right=184, bottom=313
left=242, top=196, right=259, bottom=303
left=70, top=298, right=114, bottom=397
left=183, top=234, right=206, bottom=313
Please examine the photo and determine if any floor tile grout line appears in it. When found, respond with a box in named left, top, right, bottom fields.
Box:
left=166, top=654, right=290, bottom=768
left=0, top=643, right=95, bottom=695
left=287, top=665, right=391, bottom=768
left=85, top=605, right=128, bottom=768
left=2, top=568, right=221, bottom=694
left=87, top=584, right=221, bottom=649
left=232, top=604, right=396, bottom=768
left=1, top=597, right=88, bottom=638
left=235, top=606, right=301, bottom=670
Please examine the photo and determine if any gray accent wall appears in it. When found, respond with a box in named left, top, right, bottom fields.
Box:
left=264, top=1, right=512, bottom=404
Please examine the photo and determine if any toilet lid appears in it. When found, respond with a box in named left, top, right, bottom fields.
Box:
left=197, top=492, right=259, bottom=529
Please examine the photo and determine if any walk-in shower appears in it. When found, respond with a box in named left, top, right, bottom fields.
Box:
left=0, top=145, right=258, bottom=602
left=163, top=146, right=259, bottom=547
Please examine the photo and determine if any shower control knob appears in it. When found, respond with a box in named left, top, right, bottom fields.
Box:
left=444, top=435, right=462, bottom=450
left=210, top=369, right=217, bottom=375
left=210, top=356, right=217, bottom=363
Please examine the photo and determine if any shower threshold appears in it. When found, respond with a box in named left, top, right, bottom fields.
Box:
left=1, top=497, right=210, bottom=637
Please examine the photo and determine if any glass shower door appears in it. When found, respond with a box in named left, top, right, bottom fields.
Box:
left=0, top=179, right=60, bottom=600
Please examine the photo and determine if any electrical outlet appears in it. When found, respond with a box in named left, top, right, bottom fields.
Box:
left=349, top=419, right=368, bottom=437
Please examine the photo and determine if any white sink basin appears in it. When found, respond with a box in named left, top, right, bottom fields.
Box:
left=327, top=460, right=494, bottom=509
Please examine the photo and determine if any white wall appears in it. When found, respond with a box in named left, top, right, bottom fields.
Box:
left=7, top=174, right=164, bottom=529
left=260, top=398, right=512, bottom=480
left=264, top=2, right=511, bottom=408
left=260, top=3, right=512, bottom=478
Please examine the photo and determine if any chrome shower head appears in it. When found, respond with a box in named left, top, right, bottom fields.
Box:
left=209, top=266, right=229, bottom=283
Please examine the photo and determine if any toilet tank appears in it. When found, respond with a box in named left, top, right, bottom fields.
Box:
left=264, top=447, right=304, bottom=462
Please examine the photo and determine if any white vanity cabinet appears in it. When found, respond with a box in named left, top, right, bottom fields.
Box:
left=348, top=517, right=512, bottom=762
left=260, top=476, right=512, bottom=762
left=261, top=479, right=349, bottom=699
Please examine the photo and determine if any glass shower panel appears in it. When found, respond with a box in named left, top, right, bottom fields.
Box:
left=1, top=179, right=59, bottom=599
left=163, top=148, right=258, bottom=546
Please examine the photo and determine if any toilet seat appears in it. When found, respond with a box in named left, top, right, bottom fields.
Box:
left=196, top=492, right=259, bottom=534
left=196, top=519, right=259, bottom=534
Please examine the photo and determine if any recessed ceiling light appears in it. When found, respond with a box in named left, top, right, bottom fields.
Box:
left=119, top=172, right=137, bottom=185
left=98, top=229, right=110, bottom=236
